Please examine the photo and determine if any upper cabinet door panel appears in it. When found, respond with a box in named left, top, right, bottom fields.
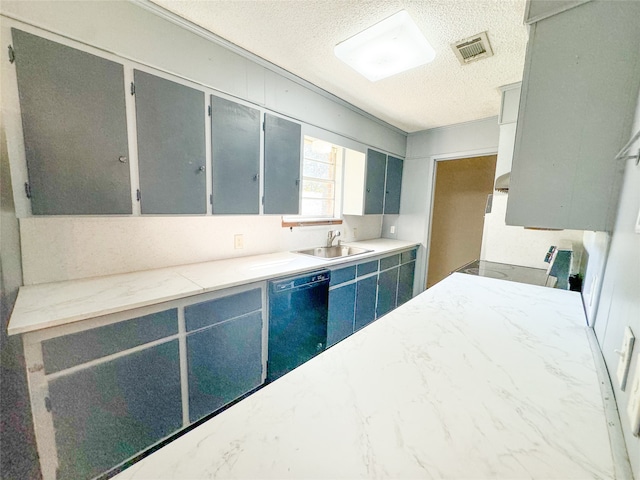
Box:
left=263, top=114, right=301, bottom=215
left=12, top=29, right=131, bottom=215
left=364, top=149, right=386, bottom=214
left=383, top=155, right=403, bottom=214
left=506, top=1, right=640, bottom=231
left=211, top=96, right=260, bottom=214
left=134, top=70, right=206, bottom=214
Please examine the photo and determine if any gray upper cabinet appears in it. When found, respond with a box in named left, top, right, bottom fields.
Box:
left=263, top=114, right=301, bottom=214
left=506, top=1, right=640, bottom=231
left=211, top=96, right=261, bottom=214
left=134, top=70, right=206, bottom=214
left=383, top=155, right=403, bottom=214
left=12, top=29, right=131, bottom=215
left=364, top=149, right=387, bottom=214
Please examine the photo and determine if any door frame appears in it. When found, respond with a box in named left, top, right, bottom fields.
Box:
left=421, top=148, right=498, bottom=290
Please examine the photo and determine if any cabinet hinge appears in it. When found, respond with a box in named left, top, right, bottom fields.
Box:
left=136, top=189, right=141, bottom=202
left=24, top=182, right=32, bottom=199
left=262, top=121, right=265, bottom=132
left=209, top=194, right=213, bottom=205
left=44, top=396, right=52, bottom=412
left=27, top=363, right=43, bottom=373
left=130, top=82, right=135, bottom=96
left=8, top=45, right=15, bottom=64
left=261, top=195, right=264, bottom=206
left=208, top=105, right=212, bottom=117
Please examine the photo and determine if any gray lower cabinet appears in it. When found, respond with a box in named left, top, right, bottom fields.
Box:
left=327, top=266, right=357, bottom=347
left=364, top=149, right=387, bottom=214
left=211, top=96, right=261, bottom=214
left=185, top=288, right=264, bottom=422
left=376, top=267, right=399, bottom=318
left=263, top=114, right=301, bottom=214
left=354, top=275, right=378, bottom=330
left=26, top=285, right=265, bottom=480
left=134, top=70, right=207, bottom=214
left=397, top=261, right=416, bottom=306
left=12, top=28, right=132, bottom=215
left=48, top=340, right=182, bottom=480
left=187, top=312, right=263, bottom=422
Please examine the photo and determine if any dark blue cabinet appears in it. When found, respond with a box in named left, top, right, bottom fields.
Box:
left=376, top=267, right=399, bottom=318
left=327, top=283, right=356, bottom=346
left=398, top=261, right=416, bottom=306
left=354, top=275, right=378, bottom=330
left=48, top=340, right=182, bottom=480
left=187, top=312, right=263, bottom=422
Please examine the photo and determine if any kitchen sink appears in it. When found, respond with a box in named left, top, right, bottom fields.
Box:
left=294, top=245, right=373, bottom=260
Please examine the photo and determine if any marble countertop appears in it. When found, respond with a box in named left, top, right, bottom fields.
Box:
left=113, top=273, right=613, bottom=480
left=8, top=239, right=418, bottom=335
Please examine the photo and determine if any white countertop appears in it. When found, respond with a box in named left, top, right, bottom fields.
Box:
left=113, top=273, right=613, bottom=480
left=8, top=239, right=418, bottom=335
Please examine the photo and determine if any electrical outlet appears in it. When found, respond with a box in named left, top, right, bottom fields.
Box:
left=390, top=226, right=396, bottom=234
left=616, top=327, right=635, bottom=390
left=234, top=234, right=244, bottom=249
left=627, top=357, right=640, bottom=436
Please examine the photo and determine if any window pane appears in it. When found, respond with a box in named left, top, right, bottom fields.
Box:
left=303, top=159, right=335, bottom=180
left=302, top=179, right=334, bottom=199
left=301, top=198, right=334, bottom=217
left=304, top=140, right=335, bottom=163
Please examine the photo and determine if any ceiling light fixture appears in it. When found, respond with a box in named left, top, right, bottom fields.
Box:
left=334, top=10, right=436, bottom=82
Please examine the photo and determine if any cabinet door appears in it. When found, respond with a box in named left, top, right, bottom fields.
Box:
left=327, top=283, right=356, bottom=347
left=187, top=312, right=263, bottom=423
left=376, top=267, right=399, bottom=318
left=397, top=261, right=416, bottom=306
left=48, top=340, right=182, bottom=480
left=383, top=156, right=403, bottom=214
left=364, top=149, right=387, bottom=214
left=211, top=96, right=261, bottom=214
left=134, top=70, right=206, bottom=214
left=12, top=29, right=131, bottom=215
left=354, top=275, right=377, bottom=330
left=506, top=1, right=640, bottom=231
left=264, top=114, right=301, bottom=214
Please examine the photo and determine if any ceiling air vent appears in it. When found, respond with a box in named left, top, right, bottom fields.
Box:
left=452, top=31, right=493, bottom=65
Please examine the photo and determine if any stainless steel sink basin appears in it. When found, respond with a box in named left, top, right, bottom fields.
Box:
left=294, top=245, right=373, bottom=260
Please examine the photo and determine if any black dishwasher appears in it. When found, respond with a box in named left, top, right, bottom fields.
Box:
left=267, top=270, right=330, bottom=382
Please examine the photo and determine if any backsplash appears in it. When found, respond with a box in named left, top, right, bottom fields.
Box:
left=19, top=215, right=383, bottom=285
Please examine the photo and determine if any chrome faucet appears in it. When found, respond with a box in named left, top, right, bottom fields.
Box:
left=326, top=230, right=341, bottom=247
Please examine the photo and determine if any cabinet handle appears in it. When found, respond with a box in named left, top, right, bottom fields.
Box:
left=366, top=188, right=370, bottom=193
left=118, top=156, right=128, bottom=164
left=253, top=173, right=259, bottom=181
left=295, top=178, right=300, bottom=186
left=198, top=166, right=206, bottom=173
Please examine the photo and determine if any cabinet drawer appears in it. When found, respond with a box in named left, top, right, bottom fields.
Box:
left=185, top=288, right=262, bottom=332
left=380, top=254, right=400, bottom=271
left=357, top=260, right=378, bottom=277
left=330, top=265, right=356, bottom=286
left=42, top=309, right=178, bottom=374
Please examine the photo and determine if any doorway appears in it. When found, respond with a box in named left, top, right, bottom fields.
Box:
left=426, top=155, right=497, bottom=288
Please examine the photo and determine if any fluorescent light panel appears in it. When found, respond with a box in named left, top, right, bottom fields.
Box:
left=334, top=10, right=435, bottom=82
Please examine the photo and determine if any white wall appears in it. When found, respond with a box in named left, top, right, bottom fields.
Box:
left=590, top=93, right=640, bottom=477
left=395, top=117, right=500, bottom=293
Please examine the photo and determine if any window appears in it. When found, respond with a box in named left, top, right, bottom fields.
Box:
left=300, top=136, right=343, bottom=218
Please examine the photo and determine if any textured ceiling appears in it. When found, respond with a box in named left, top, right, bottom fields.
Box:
left=150, top=0, right=528, bottom=133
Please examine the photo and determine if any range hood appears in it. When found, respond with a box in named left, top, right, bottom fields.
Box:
left=494, top=172, right=510, bottom=193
